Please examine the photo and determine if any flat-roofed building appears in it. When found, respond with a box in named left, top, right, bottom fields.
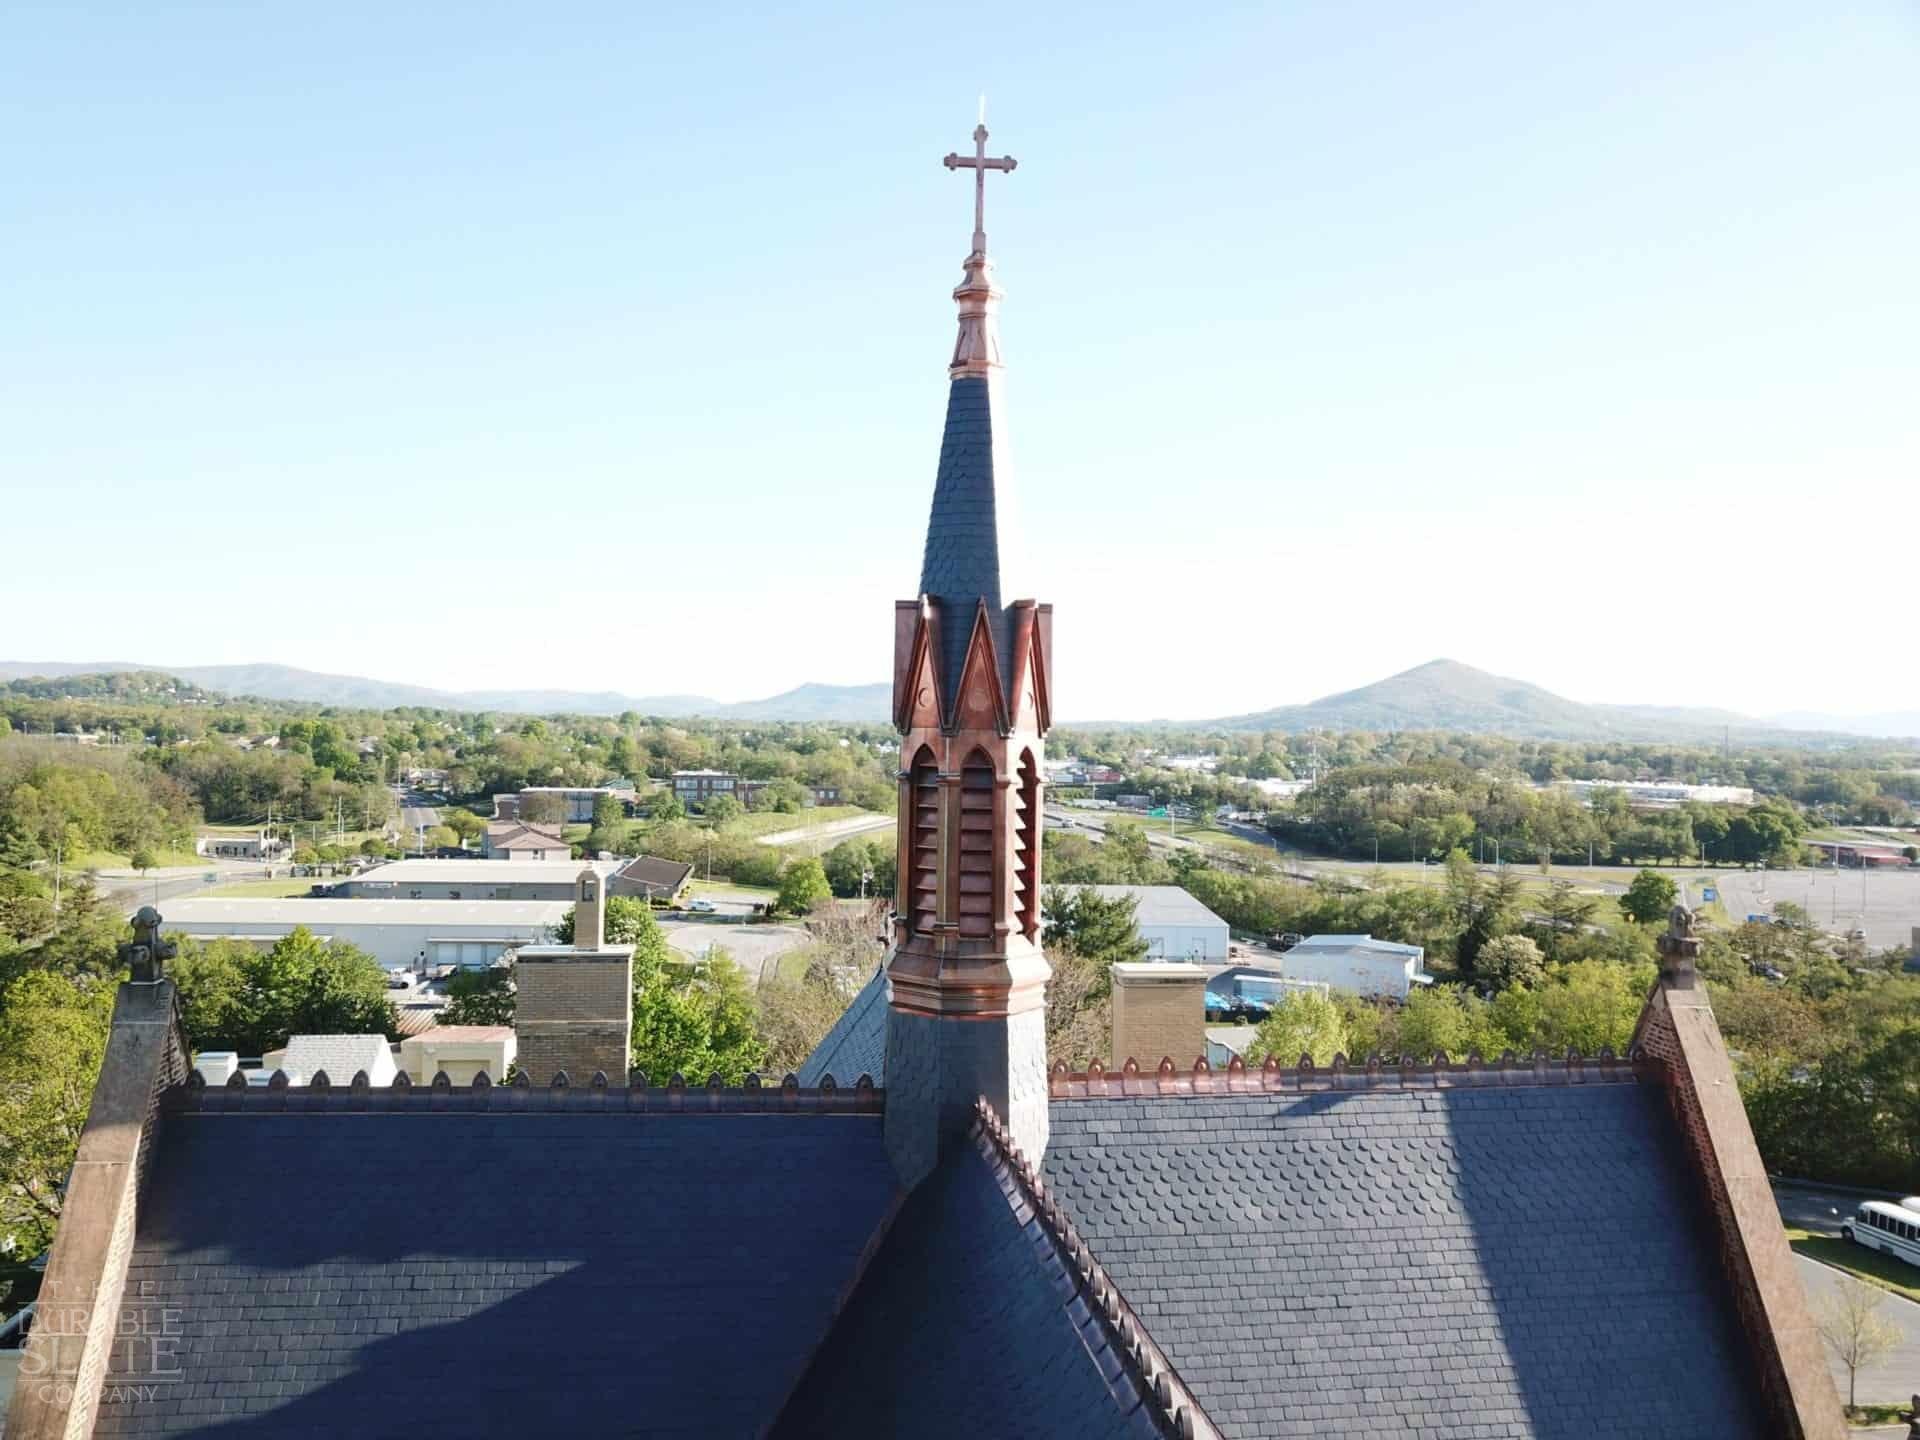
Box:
left=334, top=858, right=620, bottom=901
left=671, top=769, right=767, bottom=807
left=399, top=1026, right=516, bottom=1086
left=1283, top=933, right=1433, bottom=1000
left=157, top=896, right=569, bottom=971
left=1052, top=884, right=1230, bottom=961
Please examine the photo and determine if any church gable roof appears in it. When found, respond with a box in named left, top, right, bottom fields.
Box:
left=797, top=962, right=888, bottom=1087
left=771, top=1108, right=1178, bottom=1440
left=92, top=1094, right=896, bottom=1439
left=1039, top=1081, right=1768, bottom=1440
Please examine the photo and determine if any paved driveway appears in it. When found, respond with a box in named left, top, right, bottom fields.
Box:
left=660, top=921, right=810, bottom=985
left=1794, top=1254, right=1920, bottom=1407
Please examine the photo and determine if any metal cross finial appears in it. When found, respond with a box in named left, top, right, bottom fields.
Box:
left=943, top=123, right=1017, bottom=254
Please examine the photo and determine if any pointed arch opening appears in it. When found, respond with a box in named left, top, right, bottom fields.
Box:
left=906, top=746, right=940, bottom=936
left=956, top=748, right=997, bottom=939
left=1014, top=748, right=1041, bottom=940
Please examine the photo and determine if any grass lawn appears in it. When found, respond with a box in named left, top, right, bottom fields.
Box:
left=1786, top=1228, right=1920, bottom=1304
left=687, top=881, right=779, bottom=903
left=720, top=805, right=872, bottom=840
left=73, top=846, right=205, bottom=872
left=202, top=878, right=321, bottom=898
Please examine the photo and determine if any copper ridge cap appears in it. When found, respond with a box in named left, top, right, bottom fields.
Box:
left=972, top=1096, right=1221, bottom=1440
left=173, top=1068, right=882, bottom=1115
left=1048, top=1047, right=1650, bottom=1099
left=942, top=121, right=1016, bottom=379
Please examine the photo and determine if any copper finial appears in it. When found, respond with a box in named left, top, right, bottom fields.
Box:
left=941, top=120, right=1018, bottom=378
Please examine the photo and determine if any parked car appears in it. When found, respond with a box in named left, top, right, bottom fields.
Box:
left=1272, top=932, right=1304, bottom=952
left=687, top=899, right=717, bottom=914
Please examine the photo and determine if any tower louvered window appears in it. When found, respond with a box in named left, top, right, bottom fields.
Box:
left=1014, top=750, right=1040, bottom=940
left=907, top=750, right=940, bottom=935
left=956, top=752, right=997, bottom=938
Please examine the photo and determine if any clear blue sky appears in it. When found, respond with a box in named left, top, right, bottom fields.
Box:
left=4, top=2, right=1915, bottom=720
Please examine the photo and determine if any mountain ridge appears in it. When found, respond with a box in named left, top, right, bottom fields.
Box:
left=0, top=661, right=890, bottom=724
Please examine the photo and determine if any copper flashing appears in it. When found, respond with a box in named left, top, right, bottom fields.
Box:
left=1048, top=1048, right=1644, bottom=1099
left=972, top=1097, right=1220, bottom=1440
left=173, top=1069, right=882, bottom=1116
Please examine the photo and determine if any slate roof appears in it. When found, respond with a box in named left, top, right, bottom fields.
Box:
left=796, top=963, right=889, bottom=1087
left=1040, top=1084, right=1768, bottom=1440
left=278, top=1034, right=396, bottom=1086
left=771, top=1119, right=1168, bottom=1440
left=918, top=373, right=1019, bottom=707
left=93, top=1103, right=896, bottom=1438
left=613, top=854, right=695, bottom=895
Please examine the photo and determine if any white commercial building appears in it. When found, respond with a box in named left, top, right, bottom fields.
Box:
left=157, top=897, right=570, bottom=972
left=1071, top=885, right=1230, bottom=961
left=334, top=858, right=620, bottom=901
left=1282, top=934, right=1433, bottom=1000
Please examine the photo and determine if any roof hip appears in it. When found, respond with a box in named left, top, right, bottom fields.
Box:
left=972, top=1096, right=1219, bottom=1440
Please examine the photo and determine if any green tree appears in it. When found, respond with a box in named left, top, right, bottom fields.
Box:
left=823, top=838, right=893, bottom=899
left=1476, top=934, right=1546, bottom=992
left=442, top=966, right=515, bottom=1025
left=1245, top=990, right=1348, bottom=1067
left=1041, top=885, right=1149, bottom=969
left=130, top=845, right=158, bottom=875
left=1619, top=869, right=1678, bottom=926
left=758, top=778, right=810, bottom=814
left=0, top=968, right=116, bottom=1257
left=701, top=793, right=742, bottom=826
left=425, top=825, right=459, bottom=851
left=553, top=894, right=657, bottom=946
left=648, top=789, right=685, bottom=822
left=169, top=928, right=396, bottom=1056
left=776, top=857, right=832, bottom=916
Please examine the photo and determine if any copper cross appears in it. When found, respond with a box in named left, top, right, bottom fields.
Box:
left=943, top=124, right=1017, bottom=251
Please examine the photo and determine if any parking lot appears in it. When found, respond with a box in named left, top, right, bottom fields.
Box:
left=1688, top=866, right=1920, bottom=951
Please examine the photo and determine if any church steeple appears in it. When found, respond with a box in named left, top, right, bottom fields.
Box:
left=885, top=120, right=1054, bottom=1188
left=918, top=122, right=1022, bottom=721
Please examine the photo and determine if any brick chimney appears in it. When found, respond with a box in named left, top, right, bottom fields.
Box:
left=1109, top=962, right=1207, bottom=1069
left=512, top=867, right=632, bottom=1084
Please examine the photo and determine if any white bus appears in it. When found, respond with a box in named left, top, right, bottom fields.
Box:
left=1841, top=1198, right=1920, bottom=1270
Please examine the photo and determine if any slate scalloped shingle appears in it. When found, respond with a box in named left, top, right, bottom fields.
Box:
left=770, top=1129, right=1163, bottom=1440
left=917, top=373, right=1018, bottom=707
left=796, top=963, right=888, bottom=1088
left=1039, top=1085, right=1769, bottom=1440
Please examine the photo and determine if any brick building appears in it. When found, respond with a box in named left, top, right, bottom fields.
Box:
left=10, top=127, right=1844, bottom=1440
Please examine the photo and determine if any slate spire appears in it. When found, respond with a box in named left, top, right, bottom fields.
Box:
left=918, top=123, right=1020, bottom=709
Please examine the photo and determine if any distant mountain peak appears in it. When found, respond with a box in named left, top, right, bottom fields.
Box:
left=1215, top=658, right=1781, bottom=741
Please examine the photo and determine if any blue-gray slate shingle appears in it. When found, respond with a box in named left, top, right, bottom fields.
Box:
left=92, top=1110, right=896, bottom=1439
left=771, top=1133, right=1163, bottom=1440
left=796, top=964, right=888, bottom=1088
left=1040, top=1085, right=1768, bottom=1440
left=918, top=374, right=1018, bottom=710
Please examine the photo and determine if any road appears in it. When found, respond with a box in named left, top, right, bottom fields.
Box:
left=393, top=786, right=441, bottom=836
left=1776, top=1183, right=1920, bottom=1408
left=1794, top=1254, right=1920, bottom=1407
left=92, top=862, right=258, bottom=916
